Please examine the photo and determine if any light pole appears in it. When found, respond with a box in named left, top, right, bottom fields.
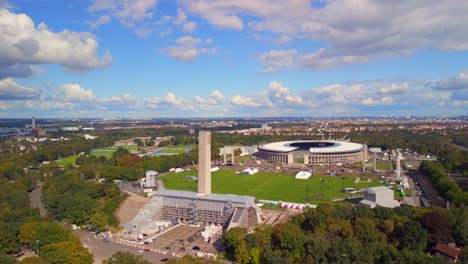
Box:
left=36, top=240, right=40, bottom=256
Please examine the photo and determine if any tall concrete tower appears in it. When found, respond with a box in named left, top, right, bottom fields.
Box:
left=32, top=117, right=36, bottom=129
left=198, top=130, right=211, bottom=195
left=396, top=155, right=401, bottom=180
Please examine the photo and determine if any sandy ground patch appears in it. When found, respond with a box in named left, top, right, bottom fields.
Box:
left=115, top=194, right=150, bottom=225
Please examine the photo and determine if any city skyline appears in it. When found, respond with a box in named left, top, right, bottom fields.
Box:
left=0, top=0, right=467, bottom=118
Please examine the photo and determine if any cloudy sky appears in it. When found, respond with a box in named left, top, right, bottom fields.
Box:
left=0, top=0, right=467, bottom=117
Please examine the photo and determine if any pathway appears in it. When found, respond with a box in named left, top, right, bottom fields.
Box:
left=29, top=184, right=47, bottom=217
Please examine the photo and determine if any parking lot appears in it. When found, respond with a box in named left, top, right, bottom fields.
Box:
left=120, top=224, right=220, bottom=257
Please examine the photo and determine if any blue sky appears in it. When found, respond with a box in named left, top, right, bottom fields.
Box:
left=0, top=0, right=467, bottom=117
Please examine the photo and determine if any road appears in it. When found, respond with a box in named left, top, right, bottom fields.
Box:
left=448, top=141, right=468, bottom=151
left=29, top=184, right=47, bottom=217
left=74, top=230, right=175, bottom=264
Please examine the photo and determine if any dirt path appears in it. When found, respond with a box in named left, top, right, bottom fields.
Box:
left=115, top=194, right=150, bottom=226
left=29, top=184, right=47, bottom=217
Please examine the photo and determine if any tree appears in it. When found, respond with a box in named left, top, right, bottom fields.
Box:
left=352, top=205, right=374, bottom=219
left=41, top=240, right=93, bottom=264
left=222, top=227, right=247, bottom=258
left=133, top=139, right=144, bottom=147
left=305, top=237, right=330, bottom=263
left=234, top=148, right=242, bottom=157
left=394, top=204, right=415, bottom=217
left=374, top=207, right=395, bottom=220
left=166, top=255, right=223, bottom=264
left=158, top=140, right=171, bottom=147
left=421, top=211, right=452, bottom=246
left=354, top=218, right=383, bottom=244
left=103, top=251, right=151, bottom=264
left=0, top=253, right=15, bottom=264
left=15, top=257, right=49, bottom=264
left=89, top=213, right=109, bottom=233
left=235, top=240, right=251, bottom=264
left=113, top=147, right=129, bottom=159
left=0, top=223, right=20, bottom=253
left=271, top=222, right=305, bottom=261
left=398, top=220, right=428, bottom=252
left=19, top=221, right=76, bottom=249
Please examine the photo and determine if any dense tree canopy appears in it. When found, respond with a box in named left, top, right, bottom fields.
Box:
left=102, top=251, right=151, bottom=264
left=222, top=204, right=465, bottom=264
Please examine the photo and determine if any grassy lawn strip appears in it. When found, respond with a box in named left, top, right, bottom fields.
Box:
left=160, top=169, right=394, bottom=203
left=90, top=146, right=139, bottom=157
left=54, top=154, right=81, bottom=165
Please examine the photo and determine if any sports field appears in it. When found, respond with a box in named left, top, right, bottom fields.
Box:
left=150, top=146, right=192, bottom=156
left=160, top=169, right=395, bottom=203
left=91, top=146, right=139, bottom=157
left=54, top=154, right=80, bottom=165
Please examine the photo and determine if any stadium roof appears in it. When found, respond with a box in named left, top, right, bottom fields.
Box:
left=156, top=189, right=256, bottom=204
left=259, top=140, right=366, bottom=153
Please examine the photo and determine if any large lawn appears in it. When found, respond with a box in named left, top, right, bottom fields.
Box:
left=159, top=169, right=394, bottom=203
left=90, top=146, right=139, bottom=157
left=365, top=160, right=394, bottom=171
left=54, top=154, right=81, bottom=165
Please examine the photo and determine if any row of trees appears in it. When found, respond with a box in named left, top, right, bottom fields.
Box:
left=419, top=161, right=468, bottom=206
left=222, top=204, right=467, bottom=264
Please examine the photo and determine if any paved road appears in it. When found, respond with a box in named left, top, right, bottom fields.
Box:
left=29, top=185, right=47, bottom=217
left=74, top=230, right=175, bottom=264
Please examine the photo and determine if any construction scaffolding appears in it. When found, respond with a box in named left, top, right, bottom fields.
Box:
left=155, top=190, right=261, bottom=227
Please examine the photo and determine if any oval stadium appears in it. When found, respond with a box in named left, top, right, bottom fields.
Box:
left=257, top=140, right=367, bottom=165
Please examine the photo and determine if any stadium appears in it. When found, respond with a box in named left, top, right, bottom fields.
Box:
left=257, top=140, right=367, bottom=165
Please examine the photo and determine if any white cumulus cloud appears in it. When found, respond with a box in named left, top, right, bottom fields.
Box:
left=88, top=0, right=158, bottom=27
left=0, top=9, right=112, bottom=77
left=425, top=69, right=468, bottom=90
left=230, top=95, right=262, bottom=107
left=362, top=96, right=394, bottom=106
left=194, top=90, right=224, bottom=105
left=0, top=78, right=41, bottom=100
left=164, top=36, right=217, bottom=61
left=145, top=92, right=194, bottom=110
left=55, top=84, right=96, bottom=102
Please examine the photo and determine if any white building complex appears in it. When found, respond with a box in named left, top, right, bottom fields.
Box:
left=257, top=140, right=367, bottom=165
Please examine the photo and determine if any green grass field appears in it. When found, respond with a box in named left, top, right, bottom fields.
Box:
left=365, top=160, right=394, bottom=171
left=160, top=169, right=395, bottom=203
left=158, top=148, right=189, bottom=154
left=376, top=160, right=394, bottom=171
left=54, top=154, right=81, bottom=165
left=90, top=146, right=139, bottom=157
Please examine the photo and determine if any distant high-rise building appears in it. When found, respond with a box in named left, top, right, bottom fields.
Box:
left=32, top=117, right=36, bottom=129
left=198, top=130, right=211, bottom=195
